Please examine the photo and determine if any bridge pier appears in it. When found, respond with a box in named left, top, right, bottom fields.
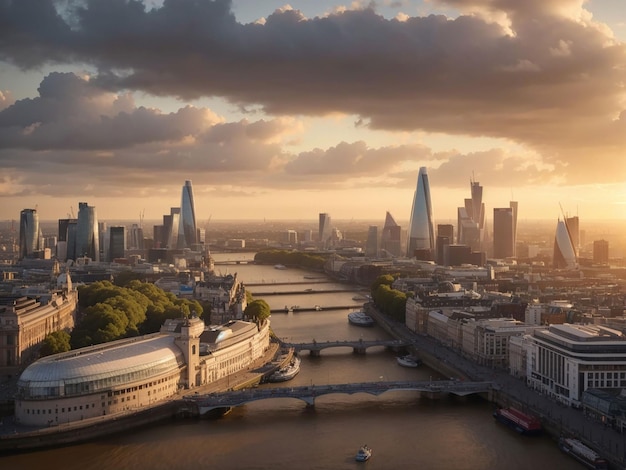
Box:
left=309, top=350, right=321, bottom=357
left=353, top=347, right=367, bottom=354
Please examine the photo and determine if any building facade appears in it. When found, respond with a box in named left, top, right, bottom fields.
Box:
left=0, top=273, right=77, bottom=377
left=19, top=209, right=40, bottom=260
left=14, top=317, right=270, bottom=426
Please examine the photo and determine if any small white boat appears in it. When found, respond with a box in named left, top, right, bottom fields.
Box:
left=355, top=444, right=372, bottom=462
left=268, top=356, right=301, bottom=382
left=274, top=264, right=287, bottom=270
left=396, top=355, right=421, bottom=368
left=348, top=311, right=375, bottom=327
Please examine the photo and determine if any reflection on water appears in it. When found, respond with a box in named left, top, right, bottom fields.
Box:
left=0, top=256, right=581, bottom=470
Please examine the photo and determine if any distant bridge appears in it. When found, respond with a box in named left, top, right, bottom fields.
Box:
left=282, top=339, right=410, bottom=356
left=183, top=380, right=494, bottom=414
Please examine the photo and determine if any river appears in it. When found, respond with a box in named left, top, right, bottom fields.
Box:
left=0, top=253, right=582, bottom=469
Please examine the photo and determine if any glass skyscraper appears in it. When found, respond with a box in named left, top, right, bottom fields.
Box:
left=75, top=202, right=99, bottom=261
left=178, top=180, right=198, bottom=249
left=19, top=208, right=39, bottom=259
left=553, top=219, right=577, bottom=270
left=406, top=167, right=435, bottom=258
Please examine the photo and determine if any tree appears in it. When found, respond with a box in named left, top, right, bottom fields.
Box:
left=40, top=331, right=71, bottom=357
left=245, top=299, right=271, bottom=322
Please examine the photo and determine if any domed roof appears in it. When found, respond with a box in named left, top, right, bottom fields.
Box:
left=18, top=335, right=184, bottom=390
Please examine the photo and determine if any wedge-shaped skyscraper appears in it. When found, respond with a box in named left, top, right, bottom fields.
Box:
left=178, top=180, right=198, bottom=249
left=407, top=167, right=435, bottom=258
left=553, top=219, right=578, bottom=270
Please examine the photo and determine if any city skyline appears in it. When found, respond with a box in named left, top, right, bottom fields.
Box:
left=1, top=1, right=626, bottom=222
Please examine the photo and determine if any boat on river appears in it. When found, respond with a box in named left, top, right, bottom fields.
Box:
left=348, top=311, right=375, bottom=327
left=493, top=407, right=542, bottom=435
left=355, top=444, right=372, bottom=462
left=268, top=356, right=301, bottom=382
left=396, top=355, right=421, bottom=368
left=274, top=264, right=287, bottom=270
left=558, top=437, right=608, bottom=469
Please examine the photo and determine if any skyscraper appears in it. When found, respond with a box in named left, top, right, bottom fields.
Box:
left=407, top=167, right=435, bottom=258
left=365, top=226, right=378, bottom=258
left=318, top=213, right=332, bottom=249
left=19, top=208, right=39, bottom=259
left=109, top=226, right=126, bottom=261
left=493, top=207, right=514, bottom=259
left=381, top=211, right=402, bottom=257
left=593, top=240, right=609, bottom=265
left=553, top=219, right=577, bottom=270
left=510, top=200, right=518, bottom=257
left=565, top=215, right=580, bottom=256
left=178, top=180, right=198, bottom=249
left=458, top=178, right=484, bottom=251
left=75, top=202, right=99, bottom=261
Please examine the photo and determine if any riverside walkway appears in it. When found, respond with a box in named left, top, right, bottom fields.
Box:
left=183, top=380, right=494, bottom=415
left=281, top=339, right=410, bottom=355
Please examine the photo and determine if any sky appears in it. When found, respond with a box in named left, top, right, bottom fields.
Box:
left=1, top=0, right=625, bottom=226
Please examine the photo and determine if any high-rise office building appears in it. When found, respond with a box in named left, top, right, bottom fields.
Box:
left=381, top=211, right=402, bottom=257
left=365, top=226, right=378, bottom=258
left=510, top=200, right=518, bottom=257
left=553, top=219, right=577, bottom=270
left=407, top=167, right=435, bottom=258
left=565, top=215, right=580, bottom=256
left=109, top=226, right=126, bottom=261
left=129, top=224, right=144, bottom=250
left=75, top=202, right=99, bottom=261
left=436, top=224, right=454, bottom=265
left=19, top=208, right=39, bottom=259
left=178, top=180, right=198, bottom=249
left=593, top=240, right=609, bottom=265
left=458, top=179, right=484, bottom=251
left=493, top=207, right=514, bottom=259
left=318, top=213, right=332, bottom=249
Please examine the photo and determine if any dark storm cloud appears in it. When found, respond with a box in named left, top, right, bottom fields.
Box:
left=1, top=0, right=625, bottom=185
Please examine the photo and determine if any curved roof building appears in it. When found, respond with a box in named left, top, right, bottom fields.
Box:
left=407, top=167, right=435, bottom=257
left=17, top=335, right=184, bottom=400
left=15, top=318, right=271, bottom=427
left=553, top=219, right=578, bottom=270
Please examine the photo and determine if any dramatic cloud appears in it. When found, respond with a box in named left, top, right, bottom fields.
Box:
left=0, top=0, right=624, bottom=185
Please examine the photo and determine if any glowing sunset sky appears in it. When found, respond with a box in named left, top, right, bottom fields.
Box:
left=1, top=0, right=625, bottom=224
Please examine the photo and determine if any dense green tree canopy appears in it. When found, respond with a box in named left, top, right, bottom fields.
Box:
left=73, top=280, right=204, bottom=348
left=370, top=275, right=407, bottom=322
left=40, top=331, right=71, bottom=357
left=245, top=299, right=271, bottom=322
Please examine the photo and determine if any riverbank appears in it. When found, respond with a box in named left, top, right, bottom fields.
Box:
left=0, top=342, right=281, bottom=454
left=365, top=303, right=626, bottom=470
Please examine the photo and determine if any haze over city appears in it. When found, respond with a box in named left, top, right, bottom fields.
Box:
left=1, top=0, right=626, bottom=222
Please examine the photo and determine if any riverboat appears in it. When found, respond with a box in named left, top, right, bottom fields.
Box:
left=396, top=355, right=421, bottom=368
left=268, top=356, right=301, bottom=382
left=274, top=264, right=287, bottom=270
left=355, top=444, right=372, bottom=462
left=558, top=437, right=608, bottom=469
left=348, top=311, right=375, bottom=327
left=492, top=407, right=542, bottom=435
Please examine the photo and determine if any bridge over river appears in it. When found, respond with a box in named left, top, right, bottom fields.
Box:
left=281, top=339, right=410, bottom=356
left=182, top=380, right=494, bottom=415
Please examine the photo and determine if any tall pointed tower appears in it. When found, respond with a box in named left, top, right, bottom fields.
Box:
left=406, top=167, right=435, bottom=258
left=178, top=180, right=198, bottom=249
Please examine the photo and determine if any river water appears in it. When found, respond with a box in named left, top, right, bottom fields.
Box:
left=0, top=253, right=582, bottom=469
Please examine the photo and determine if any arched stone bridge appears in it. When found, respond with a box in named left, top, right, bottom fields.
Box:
left=281, top=339, right=410, bottom=356
left=182, top=380, right=494, bottom=415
